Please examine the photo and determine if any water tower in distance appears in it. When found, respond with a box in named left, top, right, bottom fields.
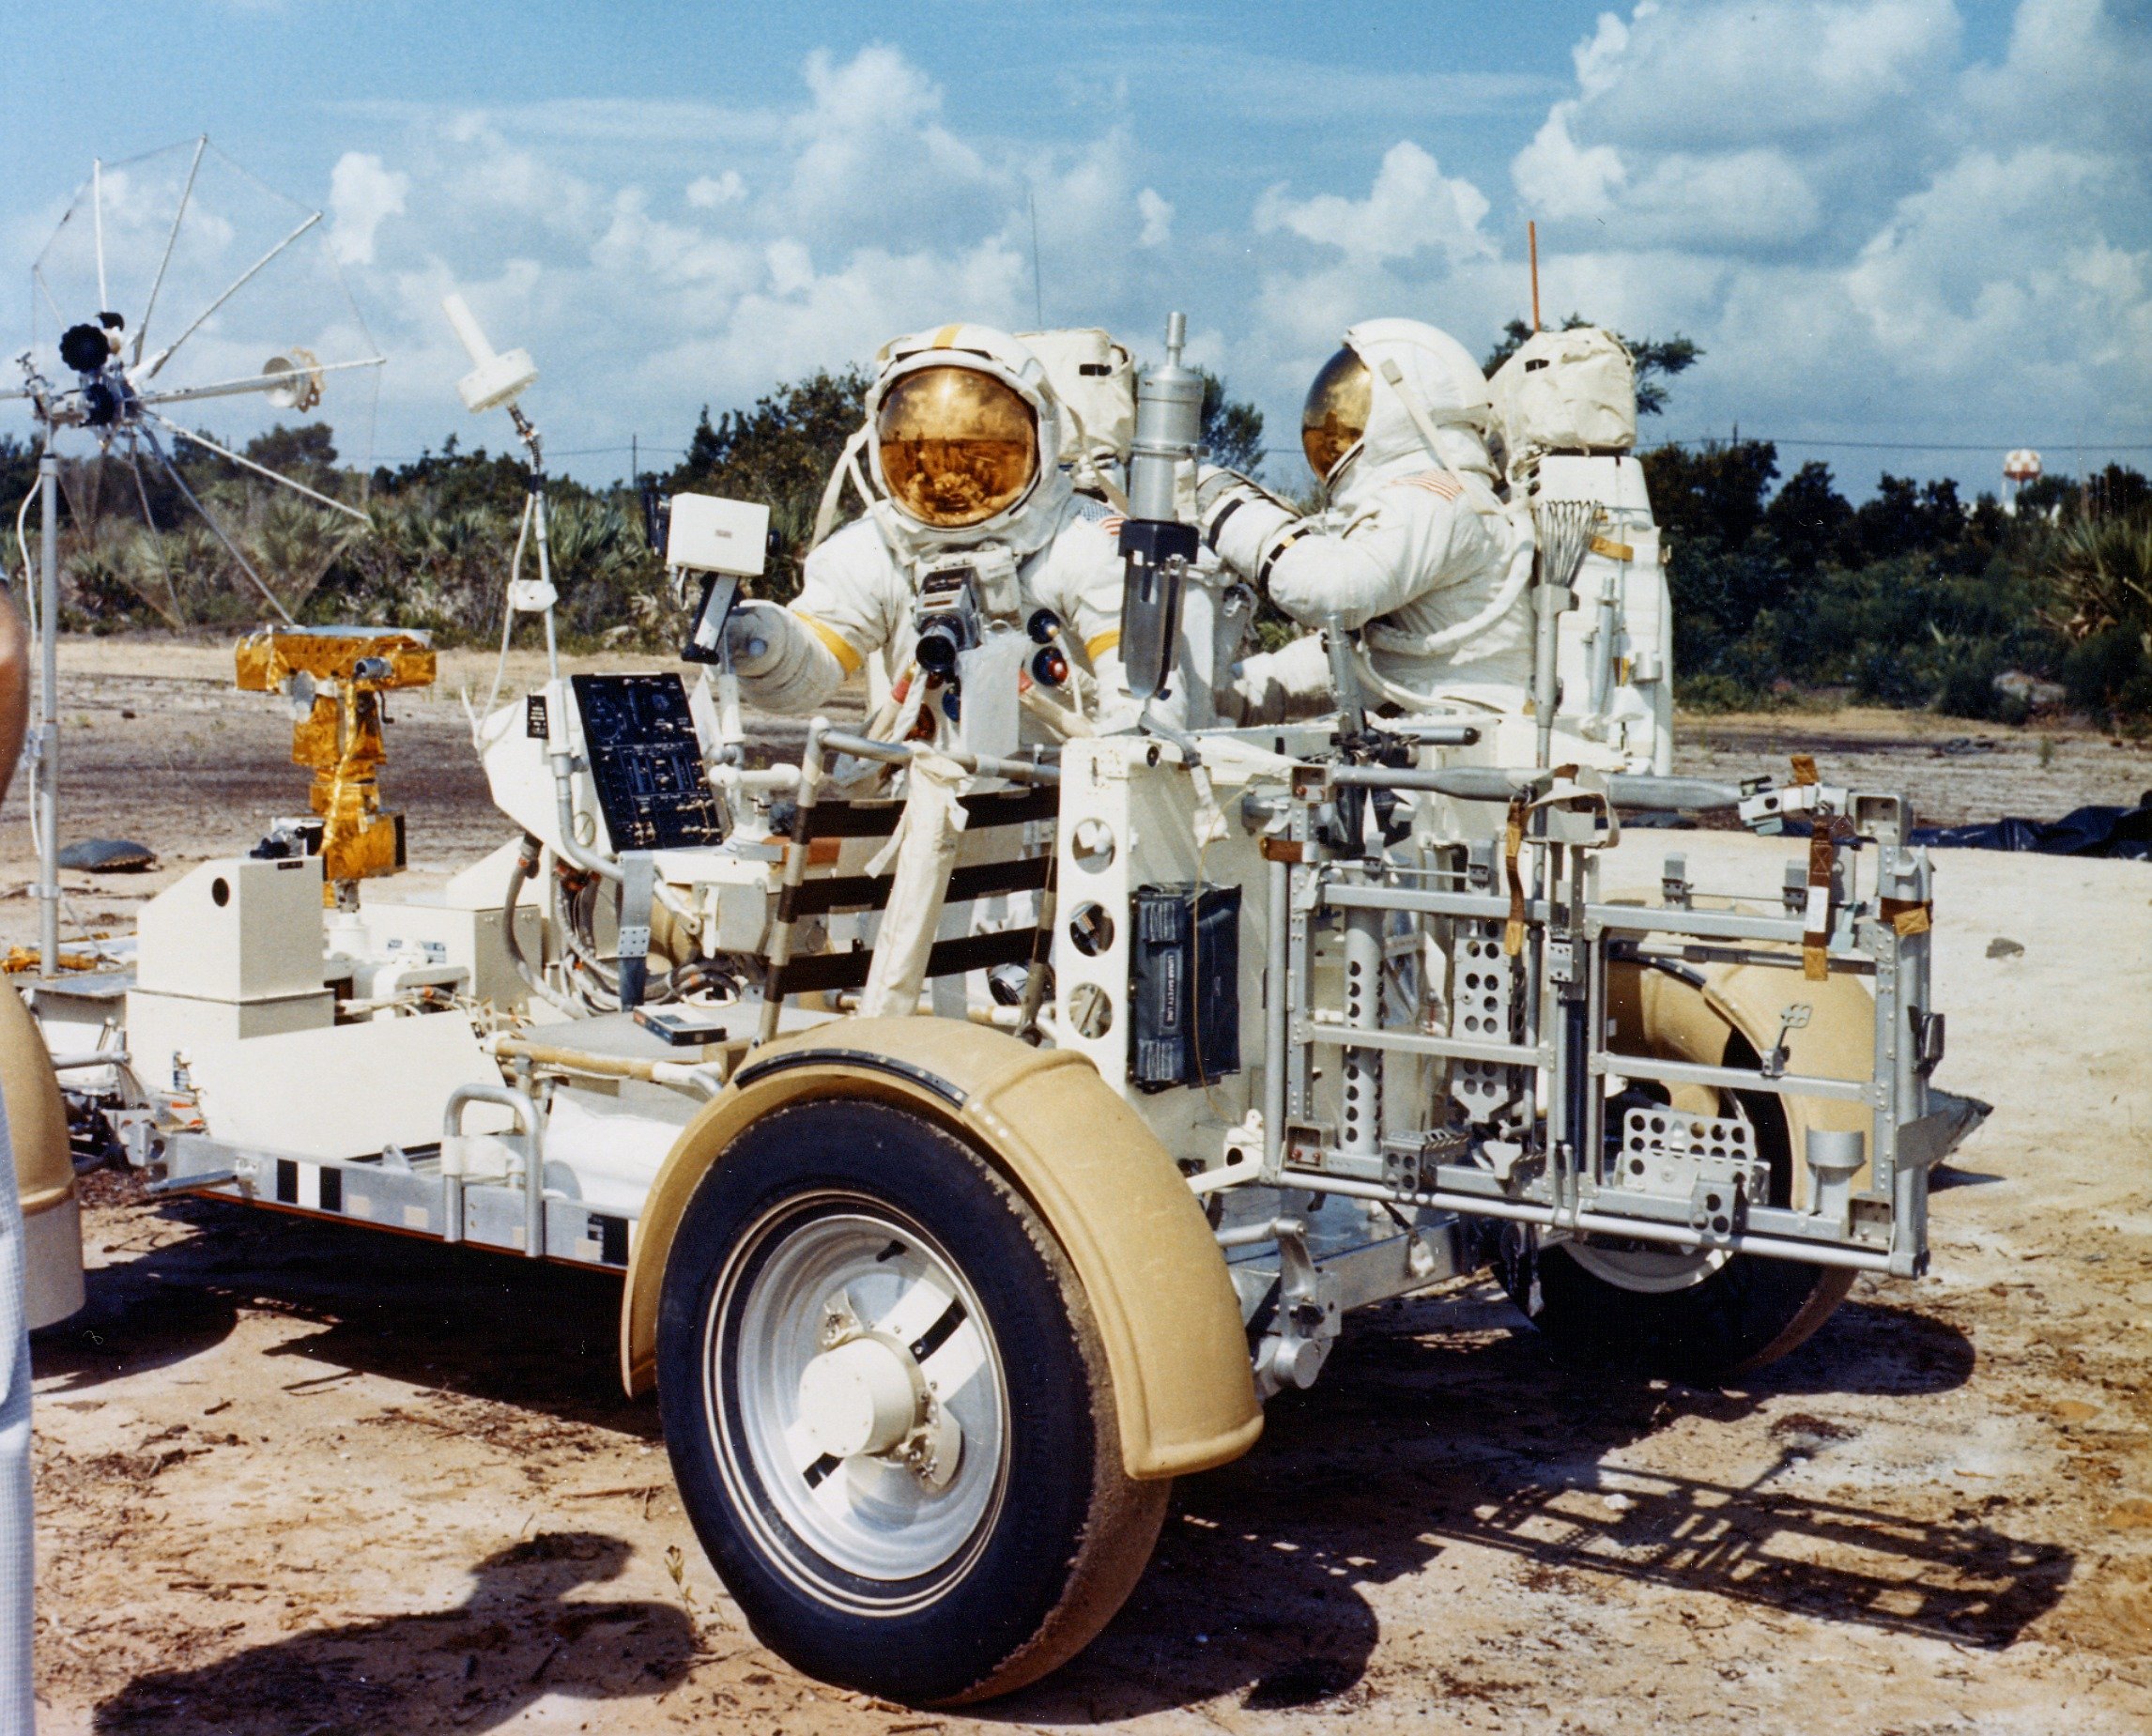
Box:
left=2003, top=449, right=2041, bottom=515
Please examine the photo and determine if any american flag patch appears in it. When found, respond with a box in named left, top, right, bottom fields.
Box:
left=1391, top=470, right=1464, bottom=499
left=1098, top=515, right=1126, bottom=536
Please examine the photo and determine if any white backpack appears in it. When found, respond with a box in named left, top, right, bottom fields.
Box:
left=1488, top=326, right=1637, bottom=467
left=1016, top=328, right=1136, bottom=468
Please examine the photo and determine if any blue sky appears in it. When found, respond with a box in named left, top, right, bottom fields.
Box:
left=5, top=2, right=2147, bottom=497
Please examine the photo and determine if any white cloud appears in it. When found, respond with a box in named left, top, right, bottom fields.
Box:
left=1499, top=0, right=2152, bottom=451
left=1959, top=0, right=2152, bottom=153
left=782, top=44, right=998, bottom=242
left=327, top=151, right=407, bottom=266
left=1255, top=142, right=1493, bottom=268
left=1576, top=0, right=1960, bottom=148
left=686, top=171, right=746, bottom=208
left=304, top=46, right=1172, bottom=464
left=1239, top=0, right=2150, bottom=481
left=1513, top=103, right=1625, bottom=221
left=1137, top=188, right=1174, bottom=249
left=146, top=12, right=2146, bottom=489
left=1622, top=148, right=1821, bottom=247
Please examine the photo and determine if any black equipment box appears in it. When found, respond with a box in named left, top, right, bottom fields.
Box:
left=569, top=673, right=726, bottom=851
left=1129, top=883, right=1241, bottom=1092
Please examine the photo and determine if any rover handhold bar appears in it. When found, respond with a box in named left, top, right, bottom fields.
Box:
left=1283, top=1172, right=1897, bottom=1274
left=817, top=727, right=1061, bottom=787
left=1324, top=762, right=1743, bottom=811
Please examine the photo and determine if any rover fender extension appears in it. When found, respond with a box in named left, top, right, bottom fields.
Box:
left=621, top=1016, right=1262, bottom=1481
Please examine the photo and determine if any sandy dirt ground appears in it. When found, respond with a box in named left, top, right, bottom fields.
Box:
left=14, top=637, right=2152, bottom=1733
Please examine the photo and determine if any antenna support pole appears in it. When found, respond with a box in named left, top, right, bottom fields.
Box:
left=1529, top=221, right=1542, bottom=333
left=36, top=441, right=59, bottom=977
left=507, top=403, right=560, bottom=682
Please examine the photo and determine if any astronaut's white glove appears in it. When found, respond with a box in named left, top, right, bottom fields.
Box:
left=728, top=600, right=846, bottom=714
left=1221, top=632, right=1335, bottom=726
left=723, top=602, right=781, bottom=672
left=1199, top=471, right=1299, bottom=584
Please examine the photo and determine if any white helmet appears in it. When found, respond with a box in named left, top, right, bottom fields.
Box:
left=1300, top=317, right=1495, bottom=485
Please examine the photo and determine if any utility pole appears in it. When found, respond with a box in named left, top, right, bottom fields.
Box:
left=37, top=440, right=59, bottom=977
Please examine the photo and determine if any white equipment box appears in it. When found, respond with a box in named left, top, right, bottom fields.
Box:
left=129, top=856, right=335, bottom=1085
left=135, top=855, right=326, bottom=1001
left=666, top=493, right=768, bottom=578
left=356, top=897, right=540, bottom=1008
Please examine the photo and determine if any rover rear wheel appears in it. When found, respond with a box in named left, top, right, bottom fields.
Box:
left=1501, top=1024, right=1854, bottom=1382
left=656, top=1096, right=1167, bottom=1706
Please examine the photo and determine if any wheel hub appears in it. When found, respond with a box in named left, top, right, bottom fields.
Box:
left=713, top=1204, right=1006, bottom=1588
left=798, top=1335, right=925, bottom=1461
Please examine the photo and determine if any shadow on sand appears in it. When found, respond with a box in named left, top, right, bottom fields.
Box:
left=33, top=1189, right=649, bottom=1433
left=93, top=1531, right=698, bottom=1733
left=997, top=1281, right=2069, bottom=1721
left=50, top=1193, right=2070, bottom=1726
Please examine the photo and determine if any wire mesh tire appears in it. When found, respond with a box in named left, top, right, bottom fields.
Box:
left=1499, top=1034, right=1854, bottom=1381
left=656, top=1096, right=1168, bottom=1706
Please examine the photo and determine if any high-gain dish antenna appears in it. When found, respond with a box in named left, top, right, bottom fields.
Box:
left=4, top=135, right=386, bottom=976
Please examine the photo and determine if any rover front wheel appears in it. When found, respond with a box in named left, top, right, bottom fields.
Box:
left=656, top=1096, right=1167, bottom=1706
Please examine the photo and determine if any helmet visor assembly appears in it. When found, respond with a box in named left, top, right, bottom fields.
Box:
left=1301, top=345, right=1372, bottom=483
left=876, top=365, right=1040, bottom=529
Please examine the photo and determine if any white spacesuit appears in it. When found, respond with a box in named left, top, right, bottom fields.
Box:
left=727, top=324, right=1130, bottom=742
left=1203, top=319, right=1533, bottom=721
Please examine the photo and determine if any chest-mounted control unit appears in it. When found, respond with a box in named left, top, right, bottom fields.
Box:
left=913, top=544, right=1020, bottom=674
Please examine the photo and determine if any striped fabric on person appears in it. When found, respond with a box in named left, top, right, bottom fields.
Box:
left=1388, top=469, right=1464, bottom=499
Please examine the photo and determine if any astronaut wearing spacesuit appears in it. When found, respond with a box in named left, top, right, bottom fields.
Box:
left=1201, top=319, right=1533, bottom=722
left=725, top=323, right=1130, bottom=740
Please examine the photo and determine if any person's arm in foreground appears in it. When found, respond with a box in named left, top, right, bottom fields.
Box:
left=0, top=574, right=36, bottom=1733
left=0, top=591, right=27, bottom=801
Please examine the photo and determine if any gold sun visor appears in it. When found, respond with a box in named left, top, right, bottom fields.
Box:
left=876, top=365, right=1039, bottom=528
left=1301, top=346, right=1371, bottom=482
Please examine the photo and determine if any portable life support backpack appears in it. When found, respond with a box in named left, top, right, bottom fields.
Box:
left=1015, top=327, right=1136, bottom=480
left=1487, top=325, right=1637, bottom=480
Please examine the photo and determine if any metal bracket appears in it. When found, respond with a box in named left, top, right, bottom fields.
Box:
left=1688, top=1174, right=1746, bottom=1239
left=1253, top=1218, right=1337, bottom=1400
left=616, top=849, right=655, bottom=1008
left=1911, top=1008, right=1945, bottom=1076
left=1761, top=1002, right=1812, bottom=1080
left=1384, top=1128, right=1468, bottom=1196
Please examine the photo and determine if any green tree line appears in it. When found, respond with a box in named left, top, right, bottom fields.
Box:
left=1643, top=442, right=2151, bottom=726
left=7, top=350, right=2146, bottom=729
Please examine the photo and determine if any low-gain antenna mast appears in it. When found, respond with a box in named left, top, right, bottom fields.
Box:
left=441, top=289, right=557, bottom=680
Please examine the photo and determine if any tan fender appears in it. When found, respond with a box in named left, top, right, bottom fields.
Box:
left=0, top=985, right=72, bottom=1214
left=1607, top=956, right=1875, bottom=1202
left=0, top=982, right=85, bottom=1328
left=621, top=1016, right=1263, bottom=1481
